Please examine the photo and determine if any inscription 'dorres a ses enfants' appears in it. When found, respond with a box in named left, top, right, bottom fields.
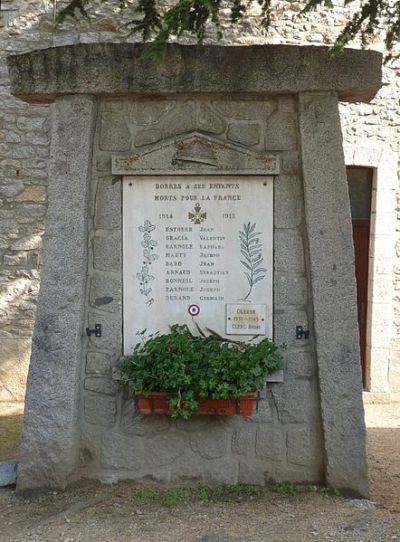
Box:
left=123, top=176, right=273, bottom=354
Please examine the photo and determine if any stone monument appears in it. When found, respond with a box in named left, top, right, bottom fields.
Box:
left=7, top=44, right=382, bottom=496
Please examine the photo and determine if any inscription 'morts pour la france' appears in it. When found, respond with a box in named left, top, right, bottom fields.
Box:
left=122, top=176, right=273, bottom=354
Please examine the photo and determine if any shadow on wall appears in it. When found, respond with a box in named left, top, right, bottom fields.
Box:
left=0, top=403, right=24, bottom=461
left=0, top=277, right=35, bottom=402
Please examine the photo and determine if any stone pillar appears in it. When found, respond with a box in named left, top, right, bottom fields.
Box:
left=17, top=96, right=97, bottom=491
left=298, top=92, right=369, bottom=497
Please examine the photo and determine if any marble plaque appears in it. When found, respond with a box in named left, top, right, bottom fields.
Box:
left=226, top=303, right=267, bottom=335
left=122, top=175, right=273, bottom=354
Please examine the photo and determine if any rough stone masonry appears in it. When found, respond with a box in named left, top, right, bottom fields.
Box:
left=1, top=0, right=399, bottom=407
left=7, top=44, right=381, bottom=496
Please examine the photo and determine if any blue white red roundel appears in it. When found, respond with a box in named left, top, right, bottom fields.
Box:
left=188, top=304, right=200, bottom=317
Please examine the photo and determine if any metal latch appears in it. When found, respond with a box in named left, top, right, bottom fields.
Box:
left=296, top=326, right=309, bottom=340
left=86, top=323, right=102, bottom=338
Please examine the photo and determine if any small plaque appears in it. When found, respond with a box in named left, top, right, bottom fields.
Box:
left=226, top=303, right=267, bottom=335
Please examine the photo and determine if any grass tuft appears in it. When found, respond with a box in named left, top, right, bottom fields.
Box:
left=128, top=483, right=262, bottom=506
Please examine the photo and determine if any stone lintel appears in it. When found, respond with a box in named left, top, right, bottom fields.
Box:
left=16, top=95, right=97, bottom=491
left=7, top=43, right=382, bottom=104
left=299, top=91, right=369, bottom=498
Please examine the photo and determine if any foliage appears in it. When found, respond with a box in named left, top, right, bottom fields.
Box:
left=128, top=483, right=262, bottom=505
left=270, top=482, right=307, bottom=495
left=54, top=0, right=399, bottom=62
left=126, top=483, right=340, bottom=506
left=120, top=324, right=283, bottom=418
left=270, top=482, right=342, bottom=496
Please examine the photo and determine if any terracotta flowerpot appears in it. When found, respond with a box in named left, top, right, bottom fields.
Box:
left=134, top=391, right=257, bottom=416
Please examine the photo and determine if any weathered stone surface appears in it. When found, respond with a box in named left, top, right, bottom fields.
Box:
left=87, top=312, right=122, bottom=353
left=128, top=101, right=174, bottom=125
left=135, top=128, right=162, bottom=147
left=122, top=412, right=171, bottom=437
left=16, top=96, right=97, bottom=491
left=89, top=272, right=121, bottom=313
left=94, top=176, right=121, bottom=230
left=9, top=45, right=381, bottom=103
left=86, top=352, right=112, bottom=375
left=145, top=433, right=188, bottom=466
left=93, top=231, right=121, bottom=272
left=0, top=181, right=24, bottom=197
left=118, top=397, right=138, bottom=434
left=198, top=103, right=225, bottom=134
left=15, top=185, right=46, bottom=202
left=3, top=253, right=27, bottom=266
left=164, top=102, right=195, bottom=137
left=244, top=396, right=274, bottom=423
left=190, top=423, right=230, bottom=459
left=15, top=203, right=46, bottom=223
left=273, top=307, right=309, bottom=348
left=11, top=234, right=42, bottom=251
left=270, top=379, right=314, bottom=424
left=285, top=351, right=315, bottom=378
left=238, top=459, right=267, bottom=485
left=231, top=424, right=257, bottom=456
left=213, top=100, right=276, bottom=120
left=274, top=175, right=302, bottom=229
left=84, top=377, right=115, bottom=395
left=265, top=112, right=297, bottom=150
left=227, top=123, right=260, bottom=147
left=101, top=432, right=145, bottom=470
left=84, top=393, right=116, bottom=427
left=274, top=230, right=305, bottom=273
left=255, top=426, right=284, bottom=460
left=274, top=273, right=307, bottom=307
left=103, top=100, right=122, bottom=111
left=299, top=91, right=369, bottom=497
left=169, top=454, right=239, bottom=485
left=99, top=112, right=131, bottom=151
left=287, top=426, right=318, bottom=467
left=280, top=151, right=300, bottom=175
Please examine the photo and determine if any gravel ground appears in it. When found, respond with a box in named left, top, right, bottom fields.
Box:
left=0, top=482, right=399, bottom=542
left=0, top=401, right=398, bottom=542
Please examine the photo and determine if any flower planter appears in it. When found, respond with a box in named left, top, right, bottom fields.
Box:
left=135, top=391, right=257, bottom=416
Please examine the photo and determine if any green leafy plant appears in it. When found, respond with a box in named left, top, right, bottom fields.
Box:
left=121, top=324, right=284, bottom=419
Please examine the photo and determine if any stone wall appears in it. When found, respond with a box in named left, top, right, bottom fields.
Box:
left=79, top=95, right=324, bottom=484
left=0, top=0, right=399, bottom=403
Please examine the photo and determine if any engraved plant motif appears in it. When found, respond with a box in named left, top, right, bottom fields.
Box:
left=137, top=220, right=158, bottom=306
left=239, top=222, right=267, bottom=301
